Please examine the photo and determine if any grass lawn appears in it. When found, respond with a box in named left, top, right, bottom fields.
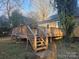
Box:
left=0, top=37, right=79, bottom=59
left=0, top=40, right=28, bottom=59
left=0, top=38, right=40, bottom=59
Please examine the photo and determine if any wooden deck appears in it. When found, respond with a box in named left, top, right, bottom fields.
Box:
left=11, top=25, right=48, bottom=52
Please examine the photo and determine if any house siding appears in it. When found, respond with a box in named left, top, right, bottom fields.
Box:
left=38, top=21, right=63, bottom=39
left=49, top=21, right=57, bottom=28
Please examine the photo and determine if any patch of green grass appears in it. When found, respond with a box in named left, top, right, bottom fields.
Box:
left=0, top=42, right=27, bottom=59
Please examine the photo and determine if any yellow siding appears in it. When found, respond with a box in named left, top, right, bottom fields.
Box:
left=39, top=21, right=64, bottom=39
left=47, top=22, right=63, bottom=39
left=49, top=22, right=57, bottom=28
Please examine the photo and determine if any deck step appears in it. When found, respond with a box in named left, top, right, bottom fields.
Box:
left=37, top=44, right=46, bottom=48
left=36, top=46, right=47, bottom=51
left=37, top=44, right=45, bottom=47
left=37, top=41, right=44, bottom=44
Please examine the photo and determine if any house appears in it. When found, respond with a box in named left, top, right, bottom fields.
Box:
left=38, top=14, right=63, bottom=40
left=38, top=7, right=79, bottom=39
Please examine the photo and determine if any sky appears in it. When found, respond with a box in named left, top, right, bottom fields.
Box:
left=23, top=0, right=79, bottom=13
left=22, top=0, right=56, bottom=16
left=0, top=0, right=32, bottom=16
left=22, top=0, right=32, bottom=13
left=0, top=0, right=79, bottom=16
left=77, top=0, right=79, bottom=7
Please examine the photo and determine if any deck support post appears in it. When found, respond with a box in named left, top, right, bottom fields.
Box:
left=34, top=35, right=37, bottom=51
left=46, top=35, right=48, bottom=49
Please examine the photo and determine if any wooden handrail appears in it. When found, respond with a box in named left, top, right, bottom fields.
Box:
left=27, top=25, right=35, bottom=36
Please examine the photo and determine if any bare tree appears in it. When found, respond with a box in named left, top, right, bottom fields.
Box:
left=27, top=11, right=40, bottom=21
left=0, top=0, right=24, bottom=20
left=31, top=0, right=55, bottom=21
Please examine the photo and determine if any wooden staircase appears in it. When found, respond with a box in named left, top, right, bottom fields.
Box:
left=26, top=25, right=48, bottom=52
left=34, top=37, right=48, bottom=51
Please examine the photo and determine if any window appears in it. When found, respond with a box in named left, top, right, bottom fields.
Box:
left=56, top=21, right=60, bottom=28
